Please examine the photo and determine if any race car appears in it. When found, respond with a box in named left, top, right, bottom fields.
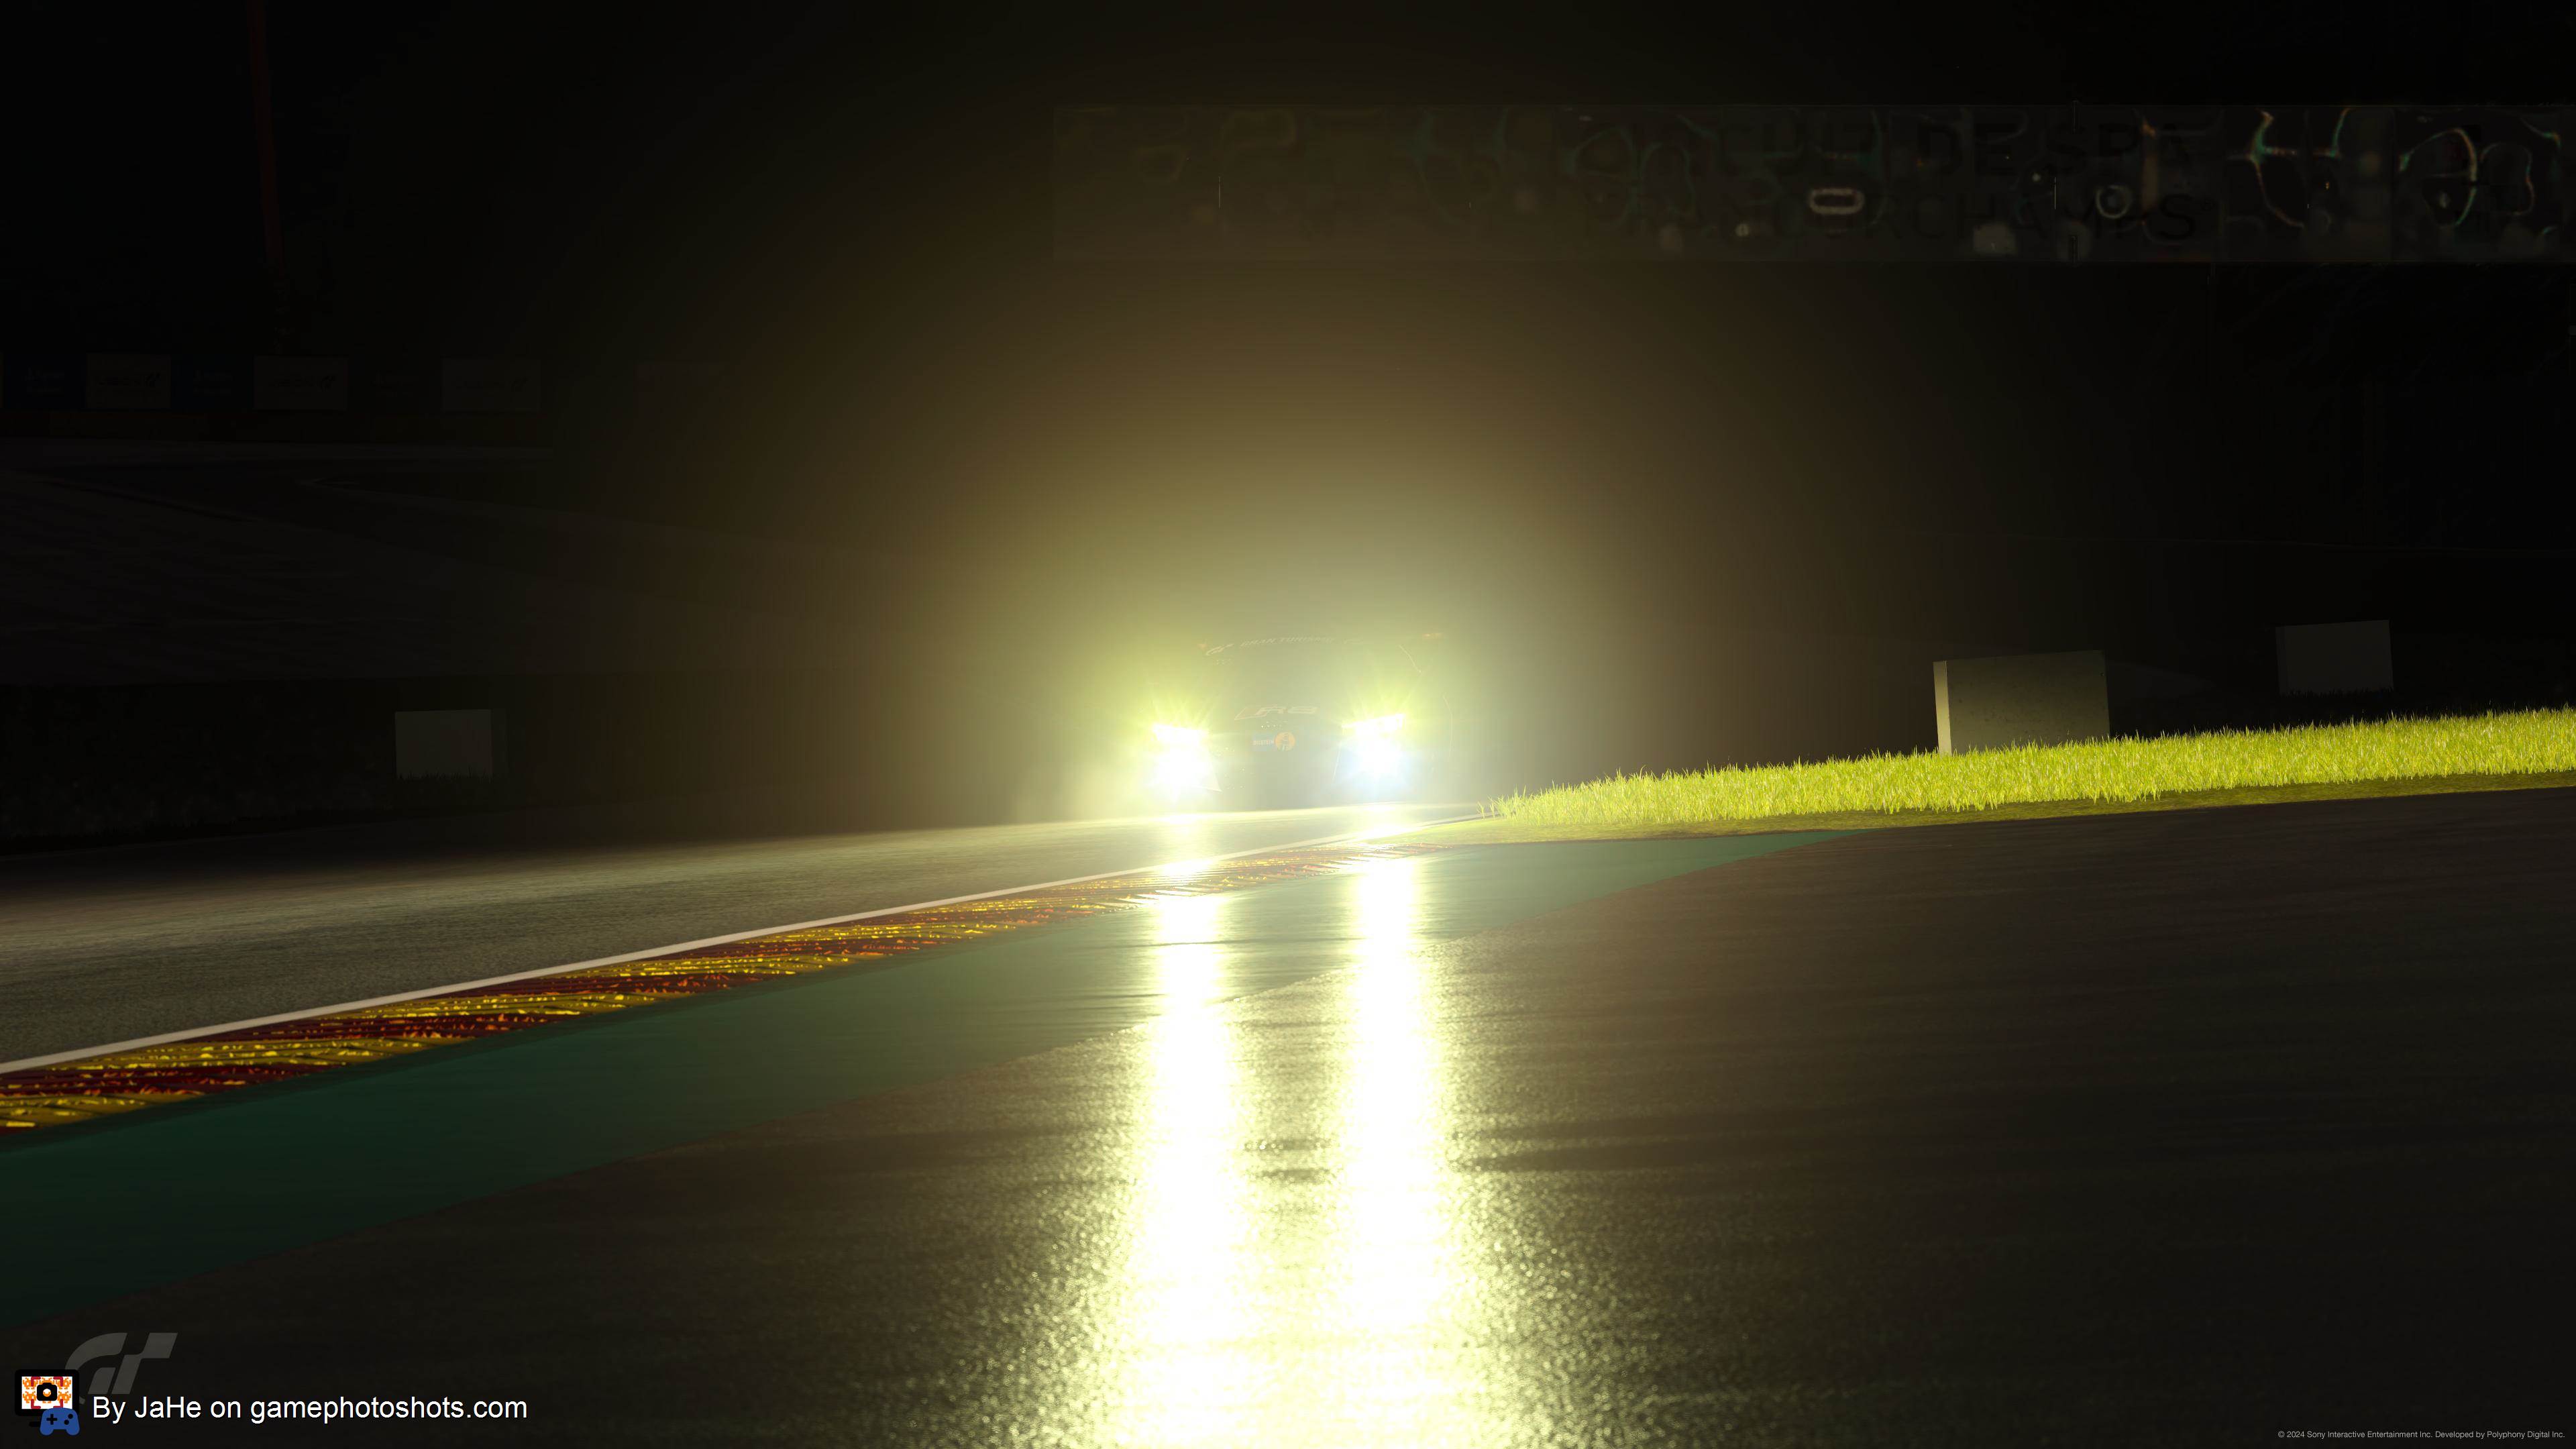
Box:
left=1141, top=634, right=1468, bottom=808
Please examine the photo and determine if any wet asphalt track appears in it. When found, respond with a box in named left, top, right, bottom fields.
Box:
left=0, top=800, right=1459, bottom=1065
left=4, top=787, right=2570, bottom=1446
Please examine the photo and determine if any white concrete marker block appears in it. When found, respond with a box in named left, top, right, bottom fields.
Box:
left=2275, top=620, right=2394, bottom=694
left=1934, top=650, right=2110, bottom=755
left=395, top=709, right=496, bottom=779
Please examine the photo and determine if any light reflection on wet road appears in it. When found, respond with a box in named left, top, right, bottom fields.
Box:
left=1328, top=855, right=1467, bottom=1442
left=1123, top=881, right=1253, bottom=1444
left=1112, top=853, right=1474, bottom=1447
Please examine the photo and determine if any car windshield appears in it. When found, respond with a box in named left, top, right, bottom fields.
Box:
left=1194, top=639, right=1416, bottom=718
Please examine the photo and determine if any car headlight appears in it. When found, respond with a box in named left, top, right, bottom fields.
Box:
left=1148, top=723, right=1216, bottom=796
left=1342, top=713, right=1405, bottom=781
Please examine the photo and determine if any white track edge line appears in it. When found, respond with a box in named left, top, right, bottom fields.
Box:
left=0, top=811, right=1483, bottom=1076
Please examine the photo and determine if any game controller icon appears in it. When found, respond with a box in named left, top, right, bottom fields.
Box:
left=36, top=1404, right=78, bottom=1436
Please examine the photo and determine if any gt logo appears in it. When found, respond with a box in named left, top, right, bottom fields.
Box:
left=64, top=1333, right=176, bottom=1399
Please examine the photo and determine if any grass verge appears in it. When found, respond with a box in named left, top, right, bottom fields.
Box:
left=1428, top=708, right=2576, bottom=844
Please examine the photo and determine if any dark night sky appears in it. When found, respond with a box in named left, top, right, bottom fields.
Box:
left=7, top=2, right=2573, bottom=801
